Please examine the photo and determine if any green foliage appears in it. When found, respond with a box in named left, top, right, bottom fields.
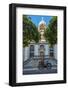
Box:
left=44, top=16, right=57, bottom=46
left=23, top=15, right=40, bottom=47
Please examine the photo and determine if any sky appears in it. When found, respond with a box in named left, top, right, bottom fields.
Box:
left=27, top=15, right=53, bottom=27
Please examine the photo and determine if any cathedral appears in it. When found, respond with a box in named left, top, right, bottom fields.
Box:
left=23, top=17, right=57, bottom=69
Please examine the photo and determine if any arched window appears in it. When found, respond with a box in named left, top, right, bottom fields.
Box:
left=30, top=45, right=34, bottom=57
left=40, top=45, right=44, bottom=49
left=40, top=45, right=44, bottom=57
left=49, top=46, right=54, bottom=57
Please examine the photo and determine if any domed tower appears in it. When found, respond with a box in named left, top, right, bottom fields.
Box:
left=38, top=17, right=46, bottom=43
left=38, top=17, right=46, bottom=66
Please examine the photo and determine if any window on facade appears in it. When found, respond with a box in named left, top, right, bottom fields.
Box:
left=30, top=45, right=34, bottom=57
left=49, top=47, right=54, bottom=57
left=40, top=45, right=44, bottom=49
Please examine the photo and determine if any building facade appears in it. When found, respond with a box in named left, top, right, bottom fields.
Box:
left=23, top=18, right=57, bottom=67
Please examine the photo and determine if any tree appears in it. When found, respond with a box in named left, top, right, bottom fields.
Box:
left=44, top=16, right=57, bottom=47
left=23, top=15, right=40, bottom=47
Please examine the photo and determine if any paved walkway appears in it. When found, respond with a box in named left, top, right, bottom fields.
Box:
left=23, top=57, right=57, bottom=75
left=23, top=67, right=57, bottom=75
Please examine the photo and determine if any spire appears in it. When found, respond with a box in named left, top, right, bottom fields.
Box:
left=38, top=17, right=46, bottom=26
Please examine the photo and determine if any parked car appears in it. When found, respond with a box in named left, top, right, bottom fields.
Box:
left=38, top=58, right=57, bottom=69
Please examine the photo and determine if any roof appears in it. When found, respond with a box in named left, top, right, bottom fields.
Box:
left=38, top=17, right=46, bottom=26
